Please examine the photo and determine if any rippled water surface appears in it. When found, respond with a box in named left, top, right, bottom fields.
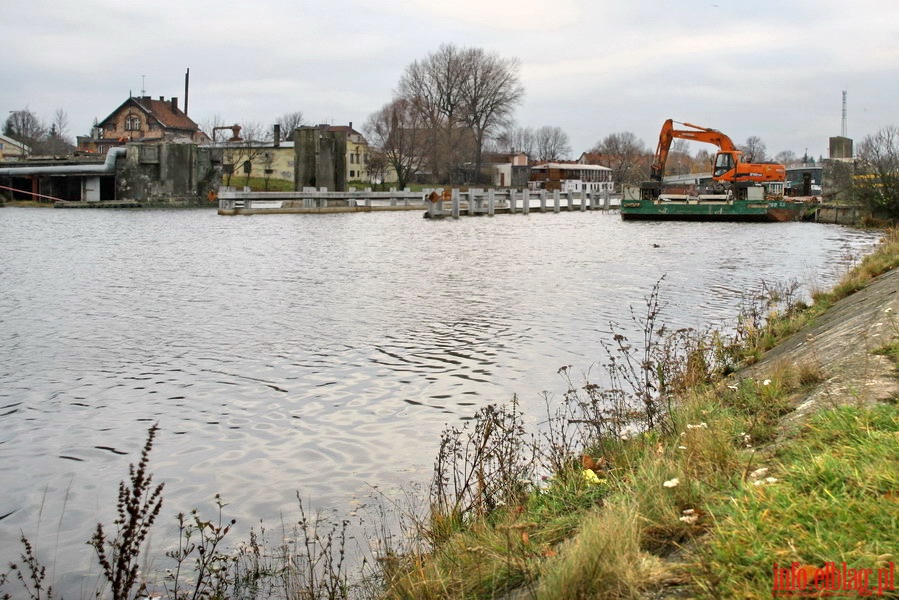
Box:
left=0, top=207, right=880, bottom=587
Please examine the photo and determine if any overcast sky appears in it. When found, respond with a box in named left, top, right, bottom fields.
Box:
left=4, top=0, right=898, bottom=161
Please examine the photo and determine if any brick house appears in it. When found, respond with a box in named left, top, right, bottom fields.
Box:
left=79, top=96, right=209, bottom=153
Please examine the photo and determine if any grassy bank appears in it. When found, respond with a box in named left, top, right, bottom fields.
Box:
left=376, top=228, right=899, bottom=599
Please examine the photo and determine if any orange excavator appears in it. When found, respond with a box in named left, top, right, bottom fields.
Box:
left=649, top=119, right=785, bottom=184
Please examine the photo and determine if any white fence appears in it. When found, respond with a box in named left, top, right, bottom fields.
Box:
left=425, top=188, right=618, bottom=219
left=216, top=186, right=620, bottom=216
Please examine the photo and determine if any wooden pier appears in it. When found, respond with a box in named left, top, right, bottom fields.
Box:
left=217, top=187, right=427, bottom=215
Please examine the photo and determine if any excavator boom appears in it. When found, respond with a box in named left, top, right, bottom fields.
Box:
left=649, top=119, right=783, bottom=184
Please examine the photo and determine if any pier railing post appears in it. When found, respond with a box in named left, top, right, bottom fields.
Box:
left=452, top=188, right=460, bottom=219
left=488, top=188, right=495, bottom=216
left=554, top=190, right=561, bottom=213
left=539, top=190, right=547, bottom=212
left=523, top=189, right=530, bottom=214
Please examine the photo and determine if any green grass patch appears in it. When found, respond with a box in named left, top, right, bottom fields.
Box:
left=693, top=404, right=899, bottom=599
left=223, top=176, right=294, bottom=191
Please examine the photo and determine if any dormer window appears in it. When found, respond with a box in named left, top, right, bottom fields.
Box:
left=125, top=115, right=141, bottom=131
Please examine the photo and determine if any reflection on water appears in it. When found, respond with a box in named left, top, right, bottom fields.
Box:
left=0, top=207, right=880, bottom=588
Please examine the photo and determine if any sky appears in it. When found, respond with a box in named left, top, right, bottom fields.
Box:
left=4, top=0, right=898, bottom=161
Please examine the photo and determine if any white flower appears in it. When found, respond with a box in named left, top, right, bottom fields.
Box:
left=763, top=379, right=772, bottom=386
left=677, top=445, right=688, bottom=450
left=663, top=478, right=680, bottom=488
left=682, top=508, right=695, bottom=515
left=750, top=467, right=769, bottom=479
left=679, top=514, right=699, bottom=524
left=687, top=422, right=708, bottom=430
left=752, top=476, right=779, bottom=486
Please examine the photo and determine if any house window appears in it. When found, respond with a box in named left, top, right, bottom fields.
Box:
left=125, top=116, right=141, bottom=131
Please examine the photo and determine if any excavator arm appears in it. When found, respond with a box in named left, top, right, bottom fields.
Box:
left=650, top=119, right=739, bottom=181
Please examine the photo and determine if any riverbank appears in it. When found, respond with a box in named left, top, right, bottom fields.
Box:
left=379, top=229, right=899, bottom=599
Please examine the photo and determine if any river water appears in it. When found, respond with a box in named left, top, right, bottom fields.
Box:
left=0, top=207, right=881, bottom=592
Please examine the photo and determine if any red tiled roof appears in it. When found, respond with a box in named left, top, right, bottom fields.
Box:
left=99, top=96, right=200, bottom=132
left=133, top=97, right=199, bottom=131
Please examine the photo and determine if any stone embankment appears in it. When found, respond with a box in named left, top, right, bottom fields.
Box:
left=744, top=267, right=899, bottom=428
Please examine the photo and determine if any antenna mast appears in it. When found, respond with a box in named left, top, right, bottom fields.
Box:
left=841, top=90, right=847, bottom=137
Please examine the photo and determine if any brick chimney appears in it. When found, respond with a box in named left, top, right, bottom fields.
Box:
left=171, top=97, right=178, bottom=112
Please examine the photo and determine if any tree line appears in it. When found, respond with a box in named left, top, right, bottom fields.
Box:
left=3, top=107, right=75, bottom=156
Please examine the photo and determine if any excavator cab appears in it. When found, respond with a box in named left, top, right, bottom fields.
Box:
left=713, top=152, right=736, bottom=178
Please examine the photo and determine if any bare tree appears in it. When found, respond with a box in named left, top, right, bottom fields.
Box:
left=774, top=150, right=799, bottom=166
left=364, top=98, right=426, bottom=190
left=460, top=46, right=524, bottom=183
left=221, top=121, right=272, bottom=187
left=741, top=136, right=768, bottom=162
left=4, top=108, right=47, bottom=155
left=397, top=43, right=523, bottom=184
left=534, top=126, right=571, bottom=162
left=693, top=148, right=714, bottom=173
left=397, top=43, right=470, bottom=183
left=276, top=111, right=306, bottom=141
left=665, top=139, right=692, bottom=176
left=496, top=126, right=537, bottom=158
left=855, top=124, right=899, bottom=219
left=590, top=131, right=652, bottom=188
left=52, top=108, right=71, bottom=141
left=366, top=149, right=389, bottom=189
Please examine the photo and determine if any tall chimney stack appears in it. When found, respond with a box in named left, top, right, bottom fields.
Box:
left=184, top=68, right=190, bottom=116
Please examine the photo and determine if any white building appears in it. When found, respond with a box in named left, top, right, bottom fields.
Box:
left=0, top=134, right=30, bottom=161
left=529, top=162, right=614, bottom=193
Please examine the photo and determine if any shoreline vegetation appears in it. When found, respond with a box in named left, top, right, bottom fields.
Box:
left=3, top=229, right=898, bottom=600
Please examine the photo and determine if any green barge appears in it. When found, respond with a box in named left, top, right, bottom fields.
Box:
left=620, top=183, right=817, bottom=222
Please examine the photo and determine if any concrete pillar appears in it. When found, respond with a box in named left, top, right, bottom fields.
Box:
left=452, top=188, right=460, bottom=219
left=523, top=189, right=529, bottom=214
left=553, top=189, right=560, bottom=213
left=488, top=188, right=495, bottom=216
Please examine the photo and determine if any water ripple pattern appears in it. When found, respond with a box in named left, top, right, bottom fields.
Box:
left=0, top=207, right=880, bottom=584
